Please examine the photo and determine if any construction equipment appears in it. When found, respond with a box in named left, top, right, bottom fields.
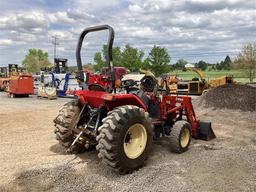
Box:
left=53, top=73, right=70, bottom=97
left=37, top=72, right=57, bottom=99
left=209, top=75, right=235, bottom=88
left=37, top=68, right=55, bottom=99
left=0, top=65, right=16, bottom=91
left=37, top=72, right=71, bottom=98
left=158, top=74, right=179, bottom=94
left=188, top=67, right=209, bottom=94
left=0, top=67, right=8, bottom=91
left=32, top=74, right=41, bottom=94
left=0, top=78, right=9, bottom=91
left=65, top=74, right=80, bottom=96
left=52, top=58, right=76, bottom=97
left=54, top=58, right=68, bottom=74
left=37, top=59, right=73, bottom=98
left=122, top=71, right=179, bottom=95
left=7, top=65, right=34, bottom=97
left=177, top=67, right=209, bottom=95
left=53, top=25, right=215, bottom=174
left=0, top=67, right=8, bottom=77
left=178, top=67, right=235, bottom=94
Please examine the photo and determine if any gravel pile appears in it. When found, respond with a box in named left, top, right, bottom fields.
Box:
left=199, top=84, right=256, bottom=111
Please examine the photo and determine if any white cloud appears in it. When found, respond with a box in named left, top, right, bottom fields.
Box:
left=0, top=39, right=13, bottom=46
left=74, top=0, right=120, bottom=11
left=48, top=11, right=75, bottom=24
left=129, top=4, right=143, bottom=12
left=0, top=11, right=49, bottom=32
left=0, top=0, right=255, bottom=65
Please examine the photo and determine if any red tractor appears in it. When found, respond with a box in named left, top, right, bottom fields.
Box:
left=54, top=25, right=215, bottom=174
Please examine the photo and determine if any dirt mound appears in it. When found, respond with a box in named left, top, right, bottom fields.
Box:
left=200, top=84, right=256, bottom=111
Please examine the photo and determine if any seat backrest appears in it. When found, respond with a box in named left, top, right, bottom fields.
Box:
left=88, top=84, right=106, bottom=92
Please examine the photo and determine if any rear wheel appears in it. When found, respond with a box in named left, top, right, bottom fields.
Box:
left=96, top=105, right=152, bottom=174
left=170, top=120, right=192, bottom=153
left=53, top=100, right=85, bottom=153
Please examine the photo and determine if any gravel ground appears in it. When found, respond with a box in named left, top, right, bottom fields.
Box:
left=0, top=92, right=255, bottom=192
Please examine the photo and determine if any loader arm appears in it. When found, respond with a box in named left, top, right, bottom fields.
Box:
left=162, top=95, right=215, bottom=140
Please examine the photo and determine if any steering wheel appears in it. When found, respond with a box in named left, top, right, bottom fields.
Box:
left=122, top=79, right=137, bottom=88
left=140, top=76, right=157, bottom=92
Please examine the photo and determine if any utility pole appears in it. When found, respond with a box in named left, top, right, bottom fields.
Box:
left=52, top=35, right=59, bottom=64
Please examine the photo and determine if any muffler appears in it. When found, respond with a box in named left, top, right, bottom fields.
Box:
left=196, top=122, right=216, bottom=141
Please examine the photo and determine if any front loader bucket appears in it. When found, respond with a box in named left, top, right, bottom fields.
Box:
left=197, top=122, right=216, bottom=141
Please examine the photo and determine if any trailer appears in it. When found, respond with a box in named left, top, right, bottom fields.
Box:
left=8, top=73, right=34, bottom=97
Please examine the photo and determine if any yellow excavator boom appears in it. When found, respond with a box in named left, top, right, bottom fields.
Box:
left=187, top=67, right=205, bottom=80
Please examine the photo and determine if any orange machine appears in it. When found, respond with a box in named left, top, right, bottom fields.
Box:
left=0, top=66, right=9, bottom=91
left=0, top=78, right=9, bottom=91
left=8, top=73, right=34, bottom=97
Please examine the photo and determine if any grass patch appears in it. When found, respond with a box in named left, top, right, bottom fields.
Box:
left=168, top=70, right=255, bottom=83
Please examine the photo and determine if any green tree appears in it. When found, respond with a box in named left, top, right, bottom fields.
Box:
left=121, top=44, right=144, bottom=72
left=219, top=61, right=225, bottom=70
left=174, top=59, right=188, bottom=70
left=147, top=45, right=170, bottom=76
left=83, top=63, right=94, bottom=71
left=67, top=66, right=77, bottom=73
left=195, top=60, right=208, bottom=71
left=233, top=42, right=256, bottom=82
left=22, top=49, right=52, bottom=73
left=102, top=45, right=122, bottom=67
left=223, top=55, right=232, bottom=70
left=169, top=64, right=175, bottom=71
left=93, top=52, right=105, bottom=72
left=140, top=58, right=150, bottom=70
left=216, top=62, right=222, bottom=70
left=94, top=45, right=123, bottom=71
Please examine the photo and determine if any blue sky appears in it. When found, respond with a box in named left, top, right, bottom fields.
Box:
left=0, top=0, right=255, bottom=66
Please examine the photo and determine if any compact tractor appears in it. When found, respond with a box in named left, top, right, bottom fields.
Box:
left=54, top=25, right=215, bottom=174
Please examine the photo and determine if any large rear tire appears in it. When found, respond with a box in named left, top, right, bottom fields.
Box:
left=96, top=105, right=152, bottom=174
left=170, top=120, right=192, bottom=153
left=53, top=100, right=85, bottom=153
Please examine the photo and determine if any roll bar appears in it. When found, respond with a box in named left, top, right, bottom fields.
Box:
left=76, top=25, right=115, bottom=84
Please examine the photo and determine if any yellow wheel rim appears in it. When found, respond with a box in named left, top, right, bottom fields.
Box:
left=180, top=128, right=190, bottom=148
left=123, top=123, right=147, bottom=159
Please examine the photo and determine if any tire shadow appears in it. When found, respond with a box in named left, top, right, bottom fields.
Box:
left=49, top=144, right=68, bottom=155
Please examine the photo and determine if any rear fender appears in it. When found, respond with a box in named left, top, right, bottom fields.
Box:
left=75, top=90, right=147, bottom=111
left=106, top=94, right=147, bottom=111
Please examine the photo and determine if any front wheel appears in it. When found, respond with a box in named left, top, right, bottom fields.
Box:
left=96, top=105, right=152, bottom=174
left=170, top=120, right=192, bottom=153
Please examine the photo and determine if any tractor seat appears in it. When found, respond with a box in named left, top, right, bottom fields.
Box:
left=132, top=89, right=159, bottom=118
left=88, top=84, right=106, bottom=92
left=131, top=89, right=150, bottom=108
